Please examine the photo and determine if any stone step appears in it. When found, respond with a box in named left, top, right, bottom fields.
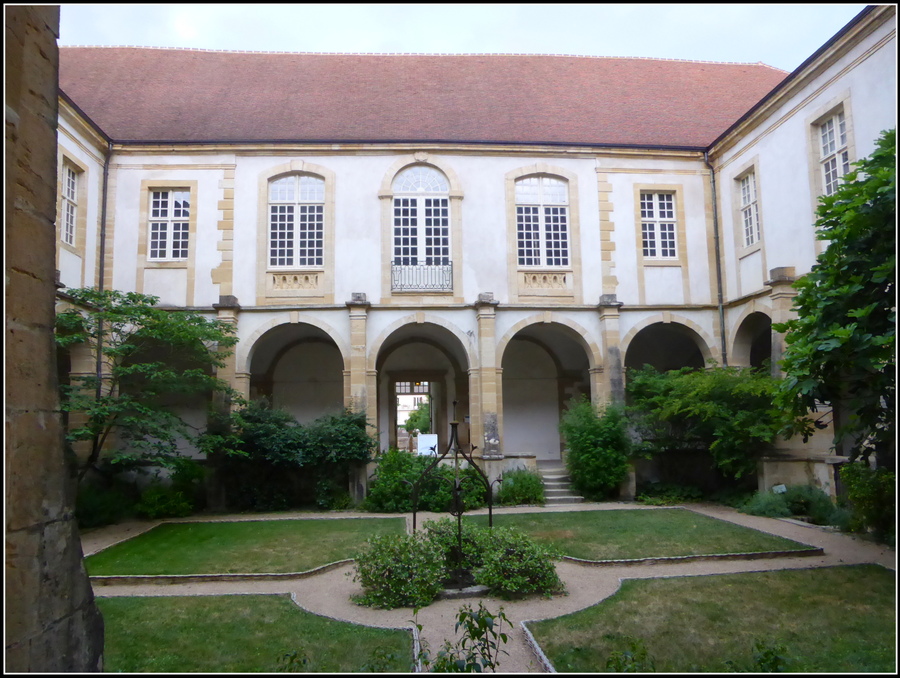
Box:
left=545, top=495, right=584, bottom=505
left=544, top=487, right=581, bottom=497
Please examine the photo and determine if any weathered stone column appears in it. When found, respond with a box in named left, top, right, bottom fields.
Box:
left=766, top=267, right=797, bottom=378
left=474, top=293, right=502, bottom=460
left=346, top=293, right=371, bottom=414
left=597, top=294, right=625, bottom=404
left=346, top=294, right=374, bottom=502
left=6, top=5, right=104, bottom=670
left=212, top=295, right=241, bottom=396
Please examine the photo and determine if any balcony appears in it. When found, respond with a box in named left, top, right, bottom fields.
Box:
left=391, top=263, right=453, bottom=292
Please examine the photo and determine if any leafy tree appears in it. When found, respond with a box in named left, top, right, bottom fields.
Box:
left=404, top=400, right=431, bottom=435
left=626, top=365, right=791, bottom=479
left=774, top=130, right=895, bottom=467
left=55, top=287, right=238, bottom=481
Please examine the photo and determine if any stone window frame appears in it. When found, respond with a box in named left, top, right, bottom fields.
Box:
left=731, top=157, right=764, bottom=254
left=635, top=187, right=685, bottom=265
left=137, top=180, right=198, bottom=272
left=805, top=93, right=857, bottom=202
left=146, top=188, right=192, bottom=262
left=256, top=160, right=336, bottom=304
left=378, top=153, right=464, bottom=303
left=56, top=151, right=88, bottom=257
left=505, top=163, right=582, bottom=303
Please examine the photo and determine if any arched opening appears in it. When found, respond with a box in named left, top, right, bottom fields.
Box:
left=501, top=323, right=591, bottom=462
left=732, top=312, right=773, bottom=371
left=624, top=322, right=707, bottom=374
left=248, top=322, right=344, bottom=423
left=375, top=322, right=469, bottom=453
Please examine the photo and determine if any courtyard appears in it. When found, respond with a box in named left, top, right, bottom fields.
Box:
left=82, top=502, right=895, bottom=672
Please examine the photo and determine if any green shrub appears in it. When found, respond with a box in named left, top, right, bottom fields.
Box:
left=169, top=457, right=206, bottom=511
left=475, top=527, right=564, bottom=599
left=708, top=487, right=756, bottom=508
left=840, top=462, right=895, bottom=543
left=496, top=468, right=545, bottom=506
left=781, top=485, right=838, bottom=525
left=740, top=491, right=792, bottom=519
left=636, top=482, right=704, bottom=505
left=315, top=477, right=353, bottom=510
left=364, top=450, right=487, bottom=513
left=75, top=481, right=138, bottom=528
left=559, top=399, right=631, bottom=500
left=352, top=532, right=444, bottom=609
left=134, top=483, right=193, bottom=519
left=424, top=518, right=488, bottom=572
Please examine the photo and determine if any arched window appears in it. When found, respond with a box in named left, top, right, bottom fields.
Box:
left=391, top=165, right=452, bottom=291
left=268, top=174, right=325, bottom=268
left=515, top=175, right=569, bottom=267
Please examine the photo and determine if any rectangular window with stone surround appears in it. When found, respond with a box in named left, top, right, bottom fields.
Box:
left=148, top=189, right=190, bottom=261
left=640, top=192, right=677, bottom=259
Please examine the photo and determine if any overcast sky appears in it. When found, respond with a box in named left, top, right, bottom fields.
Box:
left=59, top=3, right=871, bottom=73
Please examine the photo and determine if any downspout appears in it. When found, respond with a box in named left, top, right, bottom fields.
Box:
left=94, top=142, right=112, bottom=400
left=704, top=151, right=728, bottom=366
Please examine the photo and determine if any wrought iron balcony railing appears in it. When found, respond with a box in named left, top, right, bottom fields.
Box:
left=391, top=263, right=453, bottom=292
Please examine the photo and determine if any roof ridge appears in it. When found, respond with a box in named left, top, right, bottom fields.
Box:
left=57, top=45, right=783, bottom=69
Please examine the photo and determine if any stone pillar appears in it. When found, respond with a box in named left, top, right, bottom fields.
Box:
left=6, top=5, right=104, bottom=670
left=346, top=293, right=371, bottom=414
left=212, top=295, right=241, bottom=406
left=597, top=294, right=625, bottom=403
left=474, top=293, right=502, bottom=459
left=766, top=267, right=797, bottom=378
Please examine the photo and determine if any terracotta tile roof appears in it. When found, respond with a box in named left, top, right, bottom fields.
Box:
left=58, top=47, right=787, bottom=148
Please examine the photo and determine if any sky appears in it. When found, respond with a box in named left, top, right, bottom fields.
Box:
left=58, top=3, right=872, bottom=73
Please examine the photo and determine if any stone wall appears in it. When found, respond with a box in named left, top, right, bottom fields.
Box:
left=5, top=6, right=104, bottom=671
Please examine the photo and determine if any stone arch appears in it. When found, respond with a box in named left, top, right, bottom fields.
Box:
left=622, top=315, right=717, bottom=377
left=370, top=315, right=473, bottom=452
left=378, top=152, right=464, bottom=198
left=731, top=310, right=774, bottom=370
left=239, top=315, right=349, bottom=376
left=245, top=318, right=347, bottom=424
left=367, top=313, right=474, bottom=373
left=496, top=313, right=601, bottom=370
left=498, top=315, right=596, bottom=462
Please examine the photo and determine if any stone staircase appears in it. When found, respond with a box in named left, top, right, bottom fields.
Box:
left=537, top=461, right=584, bottom=506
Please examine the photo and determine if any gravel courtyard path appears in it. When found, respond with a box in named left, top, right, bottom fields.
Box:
left=81, top=503, right=895, bottom=673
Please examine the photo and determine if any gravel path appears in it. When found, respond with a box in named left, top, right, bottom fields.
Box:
left=81, top=503, right=895, bottom=673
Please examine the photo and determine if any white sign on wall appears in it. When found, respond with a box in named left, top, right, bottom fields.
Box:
left=417, top=434, right=439, bottom=456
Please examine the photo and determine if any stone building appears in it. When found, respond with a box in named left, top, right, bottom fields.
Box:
left=6, top=5, right=104, bottom=672
left=52, top=6, right=895, bottom=496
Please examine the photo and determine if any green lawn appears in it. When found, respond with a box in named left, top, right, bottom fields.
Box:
left=98, top=594, right=413, bottom=672
left=529, top=564, right=896, bottom=673
left=86, top=517, right=406, bottom=575
left=465, top=509, right=810, bottom=560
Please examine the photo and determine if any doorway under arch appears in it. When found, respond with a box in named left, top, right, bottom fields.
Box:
left=375, top=322, right=470, bottom=453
